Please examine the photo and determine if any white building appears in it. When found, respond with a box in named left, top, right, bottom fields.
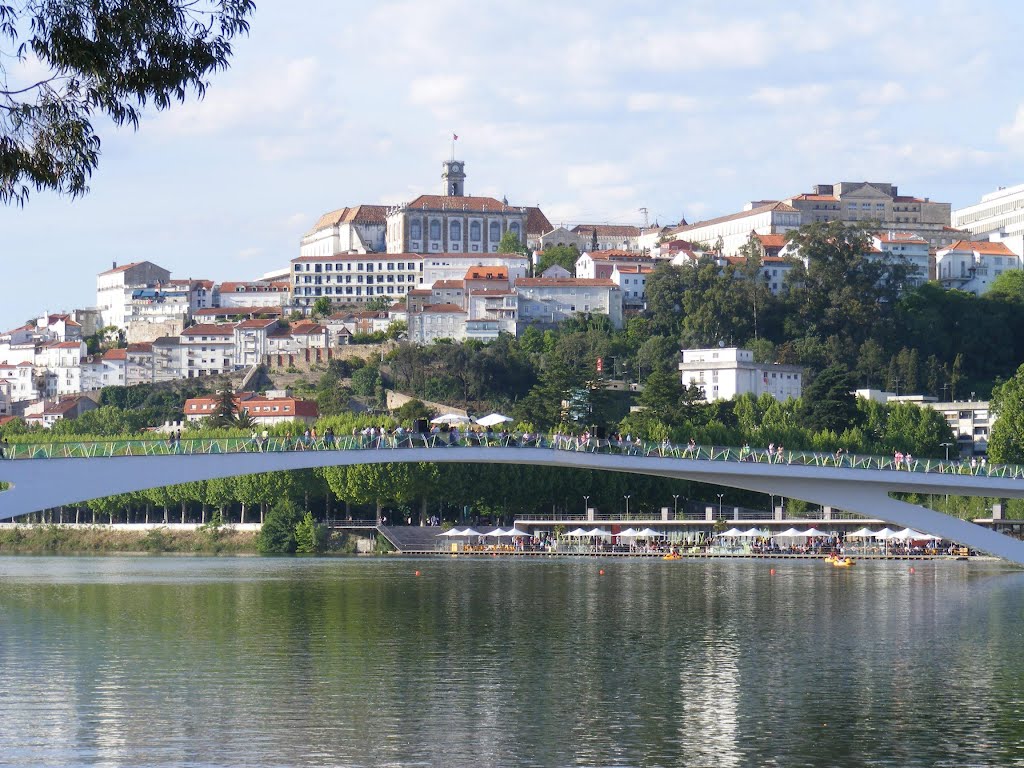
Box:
left=183, top=391, right=319, bottom=426
left=610, top=264, right=651, bottom=308
left=233, top=318, right=280, bottom=368
left=291, top=253, right=425, bottom=308
left=0, top=361, right=36, bottom=402
left=935, top=239, right=1021, bottom=295
left=218, top=281, right=291, bottom=308
left=873, top=232, right=931, bottom=287
left=952, top=183, right=1024, bottom=241
left=386, top=161, right=529, bottom=255
left=679, top=347, right=802, bottom=402
left=422, top=253, right=529, bottom=286
left=152, top=337, right=185, bottom=382
left=300, top=205, right=389, bottom=257
left=36, top=340, right=87, bottom=395
left=515, top=278, right=624, bottom=329
left=667, top=202, right=802, bottom=256
left=180, top=324, right=236, bottom=378
left=575, top=250, right=656, bottom=280
left=408, top=304, right=467, bottom=344
left=95, top=261, right=172, bottom=329
left=570, top=224, right=642, bottom=252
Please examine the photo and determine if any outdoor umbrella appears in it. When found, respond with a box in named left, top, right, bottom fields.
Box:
left=481, top=528, right=508, bottom=538
left=873, top=527, right=898, bottom=540
left=430, top=414, right=471, bottom=425
left=436, top=528, right=466, bottom=537
left=717, top=528, right=745, bottom=537
left=741, top=527, right=768, bottom=538
left=586, top=527, right=613, bottom=537
left=618, top=527, right=641, bottom=538
left=638, top=528, right=664, bottom=538
left=505, top=527, right=530, bottom=537
left=846, top=527, right=877, bottom=539
left=774, top=527, right=807, bottom=538
left=566, top=528, right=590, bottom=538
left=475, top=413, right=514, bottom=427
left=801, top=527, right=829, bottom=537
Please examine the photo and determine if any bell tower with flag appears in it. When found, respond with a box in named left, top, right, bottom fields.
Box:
left=442, top=133, right=465, bottom=196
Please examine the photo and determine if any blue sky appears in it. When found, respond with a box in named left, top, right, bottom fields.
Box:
left=3, top=0, right=1024, bottom=326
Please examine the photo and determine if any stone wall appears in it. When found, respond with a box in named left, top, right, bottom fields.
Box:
left=385, top=389, right=466, bottom=416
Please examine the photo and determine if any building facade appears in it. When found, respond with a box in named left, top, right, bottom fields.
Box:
left=935, top=240, right=1021, bottom=295
left=679, top=347, right=802, bottom=402
left=95, top=261, right=172, bottom=329
left=291, top=254, right=425, bottom=308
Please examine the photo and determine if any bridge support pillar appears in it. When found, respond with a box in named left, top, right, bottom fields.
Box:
left=823, top=506, right=834, bottom=520
left=705, top=506, right=713, bottom=521
left=660, top=507, right=669, bottom=522
left=774, top=505, right=783, bottom=521
left=732, top=506, right=740, bottom=521
left=587, top=507, right=594, bottom=522
left=993, top=502, right=1004, bottom=520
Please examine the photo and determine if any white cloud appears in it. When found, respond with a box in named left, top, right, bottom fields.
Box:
left=1000, top=104, right=1024, bottom=149
left=860, top=81, right=907, bottom=105
left=149, top=57, right=320, bottom=138
left=237, top=247, right=264, bottom=261
left=566, top=163, right=628, bottom=188
left=408, top=75, right=470, bottom=107
left=750, top=84, right=830, bottom=107
left=627, top=93, right=697, bottom=113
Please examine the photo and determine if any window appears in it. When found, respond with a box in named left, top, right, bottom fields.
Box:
left=509, top=222, right=521, bottom=238
left=470, top=221, right=482, bottom=241
left=489, top=221, right=501, bottom=242
left=429, top=220, right=441, bottom=240
left=450, top=221, right=462, bottom=241
left=410, top=220, right=421, bottom=239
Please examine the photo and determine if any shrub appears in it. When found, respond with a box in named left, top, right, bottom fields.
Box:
left=257, top=499, right=302, bottom=553
left=294, top=511, right=324, bottom=554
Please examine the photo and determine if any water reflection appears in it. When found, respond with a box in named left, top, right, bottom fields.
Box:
left=0, top=557, right=1022, bottom=767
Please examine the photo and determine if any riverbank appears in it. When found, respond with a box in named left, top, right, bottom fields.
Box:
left=0, top=525, right=260, bottom=554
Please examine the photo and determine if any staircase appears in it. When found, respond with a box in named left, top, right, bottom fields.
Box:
left=379, top=526, right=441, bottom=552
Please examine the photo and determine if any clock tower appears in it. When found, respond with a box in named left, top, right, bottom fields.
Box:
left=442, top=160, right=466, bottom=197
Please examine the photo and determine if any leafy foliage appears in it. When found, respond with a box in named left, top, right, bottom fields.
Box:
left=1, top=0, right=255, bottom=204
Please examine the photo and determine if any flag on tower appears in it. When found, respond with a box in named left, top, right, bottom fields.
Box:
left=453, top=133, right=458, bottom=140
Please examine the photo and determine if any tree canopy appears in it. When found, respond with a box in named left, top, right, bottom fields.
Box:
left=1, top=0, right=255, bottom=205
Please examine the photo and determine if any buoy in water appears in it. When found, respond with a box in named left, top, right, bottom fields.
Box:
left=770, top=568, right=776, bottom=575
left=909, top=567, right=915, bottom=574
left=415, top=570, right=421, bottom=577
left=599, top=569, right=605, bottom=576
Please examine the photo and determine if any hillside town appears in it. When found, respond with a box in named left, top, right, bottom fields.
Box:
left=2, top=158, right=1023, bottom=453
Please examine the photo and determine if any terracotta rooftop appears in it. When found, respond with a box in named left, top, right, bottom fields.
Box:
left=293, top=253, right=424, bottom=263
left=194, top=306, right=283, bottom=317
left=420, top=303, right=466, bottom=314
left=97, top=261, right=143, bottom=275
left=405, top=195, right=521, bottom=213
left=465, top=266, right=509, bottom=280
left=516, top=278, right=617, bottom=288
left=181, top=323, right=236, bottom=336
left=235, top=318, right=279, bottom=330
left=103, top=349, right=127, bottom=360
left=306, top=205, right=390, bottom=235
left=876, top=232, right=927, bottom=244
left=755, top=233, right=788, bottom=248
left=572, top=224, right=641, bottom=238
left=433, top=280, right=465, bottom=290
left=672, top=202, right=799, bottom=233
left=942, top=240, right=1016, bottom=256
left=525, top=207, right=553, bottom=235
left=219, top=281, right=290, bottom=293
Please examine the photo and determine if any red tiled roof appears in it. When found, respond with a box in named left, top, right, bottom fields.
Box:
left=942, top=240, right=1015, bottom=256
left=572, top=224, right=641, bottom=238
left=876, top=232, right=927, bottom=244
left=613, top=264, right=652, bottom=274
left=47, top=341, right=83, bottom=349
left=408, top=289, right=432, bottom=296
left=893, top=195, right=925, bottom=203
left=182, top=323, right=236, bottom=336
left=788, top=193, right=838, bottom=202
left=465, top=265, right=509, bottom=280
left=755, top=233, right=788, bottom=248
left=525, top=207, right=553, bottom=235
left=47, top=313, right=81, bottom=326
left=103, top=349, right=127, bottom=360
left=235, top=319, right=279, bottom=330
left=307, top=205, right=390, bottom=234
left=587, top=250, right=651, bottom=261
left=420, top=304, right=467, bottom=314
left=433, top=280, right=465, bottom=290
left=126, top=343, right=153, bottom=353
left=406, top=195, right=519, bottom=213
left=290, top=323, right=326, bottom=335
left=516, top=278, right=617, bottom=288
left=97, top=261, right=143, bottom=275
left=194, top=306, right=283, bottom=317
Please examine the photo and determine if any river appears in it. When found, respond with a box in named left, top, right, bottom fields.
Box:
left=0, top=556, right=1022, bottom=767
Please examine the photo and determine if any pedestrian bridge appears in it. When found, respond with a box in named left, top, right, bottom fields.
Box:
left=2, top=434, right=1024, bottom=562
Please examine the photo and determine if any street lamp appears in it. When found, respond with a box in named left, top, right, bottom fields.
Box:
left=672, top=494, right=680, bottom=519
left=717, top=493, right=724, bottom=519
left=583, top=495, right=590, bottom=518
left=624, top=494, right=631, bottom=519
left=940, top=442, right=953, bottom=462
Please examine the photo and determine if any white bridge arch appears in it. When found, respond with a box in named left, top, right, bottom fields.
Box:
left=2, top=445, right=1024, bottom=563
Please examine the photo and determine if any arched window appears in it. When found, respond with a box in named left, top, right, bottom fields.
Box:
left=489, top=220, right=501, bottom=242
left=450, top=220, right=462, bottom=241
left=410, top=219, right=421, bottom=239
left=429, top=219, right=441, bottom=240
left=509, top=222, right=521, bottom=238
left=470, top=221, right=482, bottom=241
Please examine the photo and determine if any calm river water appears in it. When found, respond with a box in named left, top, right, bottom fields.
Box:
left=1, top=556, right=1024, bottom=767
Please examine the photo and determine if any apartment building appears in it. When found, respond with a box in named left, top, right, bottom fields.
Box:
left=679, top=347, right=802, bottom=402
left=935, top=240, right=1021, bottom=295
left=291, top=253, right=425, bottom=308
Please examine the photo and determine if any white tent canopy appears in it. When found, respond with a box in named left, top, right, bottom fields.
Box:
left=740, top=527, right=768, bottom=538
left=481, top=528, right=509, bottom=538
left=890, top=528, right=925, bottom=541
left=565, top=528, right=591, bottom=538
left=717, top=528, right=745, bottom=537
left=436, top=527, right=465, bottom=537
left=475, top=413, right=514, bottom=427
left=505, top=527, right=530, bottom=537
left=873, top=527, right=898, bottom=540
left=586, top=528, right=613, bottom=538
left=618, top=527, right=641, bottom=538
left=801, top=527, right=829, bottom=537
left=637, top=528, right=664, bottom=538
left=846, top=527, right=877, bottom=539
left=774, top=527, right=808, bottom=538
left=430, top=413, right=471, bottom=425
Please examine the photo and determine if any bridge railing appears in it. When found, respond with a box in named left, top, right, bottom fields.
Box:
left=2, top=433, right=1021, bottom=481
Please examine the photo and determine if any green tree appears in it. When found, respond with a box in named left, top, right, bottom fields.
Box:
left=989, top=363, right=1024, bottom=464
left=256, top=498, right=302, bottom=554
left=801, top=364, right=861, bottom=432
left=212, top=384, right=237, bottom=428
left=497, top=230, right=527, bottom=255
left=366, top=296, right=391, bottom=311
left=1, top=0, right=255, bottom=205
left=988, top=270, right=1024, bottom=303
left=536, top=244, right=578, bottom=274
left=311, top=297, right=332, bottom=318
left=351, top=365, right=381, bottom=398
left=294, top=511, right=324, bottom=553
